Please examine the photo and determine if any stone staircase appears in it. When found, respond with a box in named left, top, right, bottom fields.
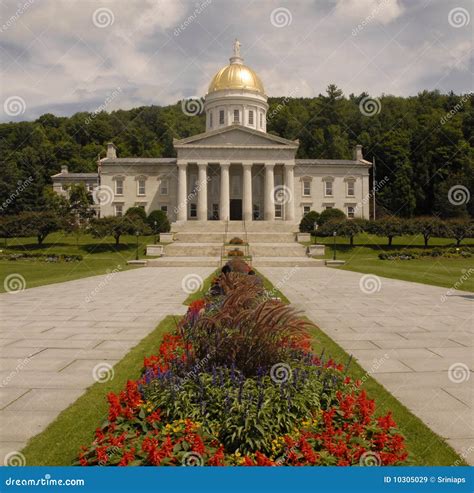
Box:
left=147, top=220, right=324, bottom=267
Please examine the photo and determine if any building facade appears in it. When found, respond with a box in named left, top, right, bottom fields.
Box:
left=53, top=42, right=372, bottom=224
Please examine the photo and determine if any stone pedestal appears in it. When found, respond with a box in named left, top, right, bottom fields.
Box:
left=296, top=232, right=311, bottom=242
left=146, top=245, right=164, bottom=256
left=308, top=244, right=325, bottom=257
left=159, top=233, right=174, bottom=243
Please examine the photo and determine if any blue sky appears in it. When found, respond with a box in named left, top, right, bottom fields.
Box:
left=0, top=0, right=472, bottom=122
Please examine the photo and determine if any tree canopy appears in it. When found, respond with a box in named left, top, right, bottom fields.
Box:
left=1, top=87, right=472, bottom=218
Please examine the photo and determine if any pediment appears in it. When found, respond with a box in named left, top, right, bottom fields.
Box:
left=174, top=125, right=298, bottom=148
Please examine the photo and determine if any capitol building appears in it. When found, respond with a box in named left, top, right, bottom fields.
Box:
left=53, top=41, right=372, bottom=228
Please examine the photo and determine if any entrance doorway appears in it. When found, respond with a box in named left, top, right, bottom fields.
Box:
left=229, top=199, right=242, bottom=220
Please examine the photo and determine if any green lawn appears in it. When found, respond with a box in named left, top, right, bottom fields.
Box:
left=0, top=232, right=155, bottom=292
left=311, top=233, right=474, bottom=291
left=20, top=271, right=465, bottom=466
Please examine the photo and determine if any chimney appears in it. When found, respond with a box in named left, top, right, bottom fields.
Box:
left=61, top=165, right=68, bottom=174
left=353, top=144, right=363, bottom=161
left=106, top=142, right=117, bottom=159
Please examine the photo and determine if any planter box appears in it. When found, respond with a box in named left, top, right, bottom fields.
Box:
left=296, top=232, right=311, bottom=242
left=146, top=245, right=164, bottom=256
left=159, top=233, right=174, bottom=243
left=127, top=259, right=148, bottom=265
left=307, top=244, right=325, bottom=257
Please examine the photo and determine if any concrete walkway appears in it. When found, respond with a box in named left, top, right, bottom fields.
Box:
left=260, top=267, right=473, bottom=464
left=0, top=267, right=213, bottom=463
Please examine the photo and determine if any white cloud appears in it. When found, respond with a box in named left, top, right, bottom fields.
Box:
left=0, top=0, right=471, bottom=122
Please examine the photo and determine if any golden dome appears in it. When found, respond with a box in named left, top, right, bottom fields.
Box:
left=208, top=62, right=265, bottom=94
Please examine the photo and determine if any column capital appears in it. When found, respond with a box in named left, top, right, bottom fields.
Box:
left=177, top=161, right=188, bottom=169
left=220, top=162, right=231, bottom=170
left=242, top=162, right=253, bottom=169
left=265, top=163, right=275, bottom=170
left=197, top=162, right=208, bottom=169
left=284, top=162, right=295, bottom=169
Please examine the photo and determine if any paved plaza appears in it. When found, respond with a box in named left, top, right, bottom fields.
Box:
left=0, top=265, right=472, bottom=465
left=0, top=267, right=213, bottom=462
left=261, top=267, right=474, bottom=464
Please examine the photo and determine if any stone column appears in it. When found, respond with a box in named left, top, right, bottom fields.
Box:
left=242, top=163, right=253, bottom=222
left=177, top=162, right=187, bottom=221
left=284, top=163, right=295, bottom=221
left=220, top=163, right=230, bottom=221
left=197, top=162, right=208, bottom=221
left=264, top=163, right=275, bottom=221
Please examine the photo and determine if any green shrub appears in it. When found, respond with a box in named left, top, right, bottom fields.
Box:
left=318, top=208, right=346, bottom=226
left=147, top=210, right=171, bottom=234
left=299, top=211, right=320, bottom=233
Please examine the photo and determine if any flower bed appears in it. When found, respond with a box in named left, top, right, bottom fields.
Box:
left=379, top=247, right=472, bottom=260
left=78, top=259, right=408, bottom=466
left=0, top=252, right=83, bottom=262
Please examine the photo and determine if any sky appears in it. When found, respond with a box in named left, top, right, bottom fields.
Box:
left=0, top=0, right=472, bottom=122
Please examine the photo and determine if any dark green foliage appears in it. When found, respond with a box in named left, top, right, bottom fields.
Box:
left=147, top=209, right=171, bottom=234
left=318, top=208, right=346, bottom=226
left=368, top=217, right=406, bottom=246
left=299, top=210, right=320, bottom=232
left=319, top=218, right=367, bottom=246
left=442, top=218, right=474, bottom=246
left=125, top=206, right=147, bottom=222
left=89, top=216, right=149, bottom=246
left=0, top=211, right=62, bottom=244
left=1, top=88, right=472, bottom=218
left=407, top=216, right=446, bottom=247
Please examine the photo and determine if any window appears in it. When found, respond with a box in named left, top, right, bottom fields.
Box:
left=259, top=113, right=263, bottom=128
left=61, top=184, right=68, bottom=191
left=219, top=110, right=225, bottom=125
left=209, top=111, right=213, bottom=128
left=347, top=180, right=355, bottom=197
left=248, top=110, right=254, bottom=125
left=324, top=180, right=333, bottom=197
left=115, top=179, right=123, bottom=195
left=325, top=205, right=333, bottom=210
left=160, top=205, right=168, bottom=215
left=233, top=109, right=240, bottom=123
left=160, top=179, right=168, bottom=195
left=190, top=203, right=197, bottom=218
left=347, top=206, right=355, bottom=218
left=275, top=204, right=283, bottom=219
left=137, top=179, right=146, bottom=196
left=303, top=180, right=311, bottom=197
left=114, top=204, right=123, bottom=217
left=303, top=205, right=311, bottom=215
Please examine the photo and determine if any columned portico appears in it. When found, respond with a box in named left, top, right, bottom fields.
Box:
left=264, top=163, right=275, bottom=221
left=220, top=163, right=230, bottom=221
left=197, top=162, right=208, bottom=221
left=177, top=162, right=187, bottom=221
left=242, top=163, right=253, bottom=222
left=284, top=163, right=295, bottom=221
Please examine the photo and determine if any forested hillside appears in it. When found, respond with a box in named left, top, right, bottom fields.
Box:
left=1, top=86, right=472, bottom=217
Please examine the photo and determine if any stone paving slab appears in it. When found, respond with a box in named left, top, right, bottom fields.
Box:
left=261, top=266, right=474, bottom=464
left=0, top=266, right=212, bottom=463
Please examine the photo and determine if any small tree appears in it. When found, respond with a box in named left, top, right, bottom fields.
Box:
left=147, top=210, right=171, bottom=235
left=319, top=219, right=366, bottom=246
left=318, top=208, right=345, bottom=226
left=66, top=183, right=95, bottom=245
left=299, top=210, right=320, bottom=233
left=408, top=216, right=445, bottom=248
left=368, top=217, right=405, bottom=247
left=443, top=219, right=473, bottom=246
left=89, top=216, right=150, bottom=246
left=125, top=206, right=147, bottom=222
left=13, top=211, right=63, bottom=245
